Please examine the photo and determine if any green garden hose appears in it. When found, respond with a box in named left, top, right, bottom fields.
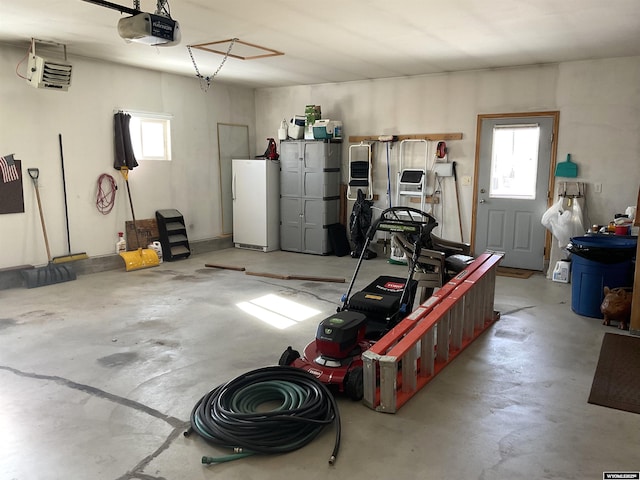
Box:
left=186, top=366, right=341, bottom=465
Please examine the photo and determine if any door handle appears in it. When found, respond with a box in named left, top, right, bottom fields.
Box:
left=479, top=199, right=486, bottom=203
left=232, top=174, right=236, bottom=200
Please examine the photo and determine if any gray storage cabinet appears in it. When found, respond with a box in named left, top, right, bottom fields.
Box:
left=280, top=140, right=341, bottom=254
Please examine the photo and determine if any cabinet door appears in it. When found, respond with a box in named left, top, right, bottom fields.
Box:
left=302, top=141, right=326, bottom=170
left=280, top=141, right=302, bottom=197
left=303, top=170, right=342, bottom=199
left=303, top=143, right=323, bottom=199
left=280, top=196, right=302, bottom=252
left=301, top=198, right=322, bottom=254
left=302, top=141, right=329, bottom=199
left=304, top=140, right=340, bottom=169
left=301, top=198, right=337, bottom=254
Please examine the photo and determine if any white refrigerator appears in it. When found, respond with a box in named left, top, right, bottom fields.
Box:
left=232, top=159, right=280, bottom=252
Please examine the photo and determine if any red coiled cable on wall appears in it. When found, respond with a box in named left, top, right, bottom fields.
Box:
left=96, top=173, right=117, bottom=215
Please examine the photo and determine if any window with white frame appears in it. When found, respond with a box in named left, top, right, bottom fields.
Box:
left=129, top=112, right=173, bottom=161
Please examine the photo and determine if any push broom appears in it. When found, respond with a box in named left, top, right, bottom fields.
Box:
left=22, top=168, right=77, bottom=288
left=51, top=133, right=88, bottom=264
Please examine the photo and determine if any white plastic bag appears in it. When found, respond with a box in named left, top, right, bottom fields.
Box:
left=571, top=200, right=585, bottom=239
left=541, top=198, right=574, bottom=248
left=541, top=198, right=563, bottom=231
left=554, top=209, right=573, bottom=248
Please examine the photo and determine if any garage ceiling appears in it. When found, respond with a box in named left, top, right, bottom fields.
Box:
left=2, top=0, right=640, bottom=88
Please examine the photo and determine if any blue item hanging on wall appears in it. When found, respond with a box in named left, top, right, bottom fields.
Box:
left=555, top=153, right=578, bottom=178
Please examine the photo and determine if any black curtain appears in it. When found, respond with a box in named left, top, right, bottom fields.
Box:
left=113, top=112, right=138, bottom=171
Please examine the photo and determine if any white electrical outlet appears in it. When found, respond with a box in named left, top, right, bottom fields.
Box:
left=461, top=175, right=472, bottom=186
left=594, top=183, right=602, bottom=193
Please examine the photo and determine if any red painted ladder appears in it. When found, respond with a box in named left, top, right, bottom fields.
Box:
left=362, top=251, right=504, bottom=413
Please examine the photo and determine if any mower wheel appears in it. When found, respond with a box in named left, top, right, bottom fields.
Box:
left=344, top=366, right=364, bottom=401
left=278, top=346, right=300, bottom=366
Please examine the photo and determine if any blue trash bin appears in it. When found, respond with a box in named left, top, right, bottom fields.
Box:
left=569, top=235, right=636, bottom=318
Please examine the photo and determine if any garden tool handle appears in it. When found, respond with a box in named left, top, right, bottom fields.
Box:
left=27, top=167, right=52, bottom=261
left=120, top=167, right=141, bottom=248
left=28, top=168, right=40, bottom=183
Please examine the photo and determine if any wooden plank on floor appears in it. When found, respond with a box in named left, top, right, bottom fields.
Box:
left=245, top=271, right=345, bottom=283
left=288, top=274, right=345, bottom=283
left=204, top=263, right=246, bottom=271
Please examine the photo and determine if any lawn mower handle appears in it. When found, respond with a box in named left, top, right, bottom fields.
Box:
left=341, top=206, right=436, bottom=311
left=366, top=206, right=436, bottom=240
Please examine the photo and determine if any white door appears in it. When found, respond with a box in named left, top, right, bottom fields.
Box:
left=474, top=115, right=556, bottom=270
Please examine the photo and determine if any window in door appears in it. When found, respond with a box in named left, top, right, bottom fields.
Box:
left=490, top=124, right=540, bottom=200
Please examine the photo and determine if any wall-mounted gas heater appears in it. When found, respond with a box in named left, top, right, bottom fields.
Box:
left=27, top=39, right=73, bottom=91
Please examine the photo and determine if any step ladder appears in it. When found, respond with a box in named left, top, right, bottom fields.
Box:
left=362, top=251, right=503, bottom=413
left=396, top=139, right=429, bottom=212
left=389, top=139, right=429, bottom=263
left=347, top=142, right=373, bottom=201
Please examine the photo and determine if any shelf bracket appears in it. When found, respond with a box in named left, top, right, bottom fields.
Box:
left=348, top=133, right=463, bottom=143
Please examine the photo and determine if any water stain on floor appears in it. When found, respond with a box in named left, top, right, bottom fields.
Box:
left=20, top=310, right=56, bottom=319
left=153, top=270, right=180, bottom=276
left=170, top=274, right=201, bottom=282
left=277, top=289, right=299, bottom=297
left=97, top=351, right=139, bottom=368
left=0, top=318, right=17, bottom=330
left=149, top=339, right=180, bottom=348
left=494, top=327, right=532, bottom=342
left=13, top=310, right=59, bottom=325
left=195, top=268, right=220, bottom=275
left=150, top=269, right=208, bottom=282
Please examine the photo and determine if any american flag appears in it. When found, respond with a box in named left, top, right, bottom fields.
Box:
left=1, top=154, right=20, bottom=183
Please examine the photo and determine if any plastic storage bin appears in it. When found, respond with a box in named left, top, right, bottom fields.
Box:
left=569, top=235, right=636, bottom=318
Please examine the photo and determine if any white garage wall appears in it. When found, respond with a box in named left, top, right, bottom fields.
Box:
left=0, top=44, right=256, bottom=269
left=1, top=44, right=638, bottom=271
left=556, top=57, right=640, bottom=223
left=255, top=57, right=640, bottom=243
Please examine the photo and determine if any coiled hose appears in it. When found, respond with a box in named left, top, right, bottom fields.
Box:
left=186, top=366, right=341, bottom=465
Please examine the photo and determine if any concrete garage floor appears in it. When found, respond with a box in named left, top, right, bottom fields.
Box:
left=1, top=247, right=638, bottom=480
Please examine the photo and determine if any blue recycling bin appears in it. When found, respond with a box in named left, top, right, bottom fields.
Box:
left=569, top=235, right=636, bottom=318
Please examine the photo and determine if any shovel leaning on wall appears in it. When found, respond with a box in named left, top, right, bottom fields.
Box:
left=22, top=168, right=77, bottom=288
left=118, top=167, right=159, bottom=271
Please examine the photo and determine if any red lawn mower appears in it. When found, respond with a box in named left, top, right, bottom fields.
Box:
left=278, top=206, right=438, bottom=400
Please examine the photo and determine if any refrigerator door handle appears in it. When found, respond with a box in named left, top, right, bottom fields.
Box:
left=232, top=173, right=236, bottom=200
